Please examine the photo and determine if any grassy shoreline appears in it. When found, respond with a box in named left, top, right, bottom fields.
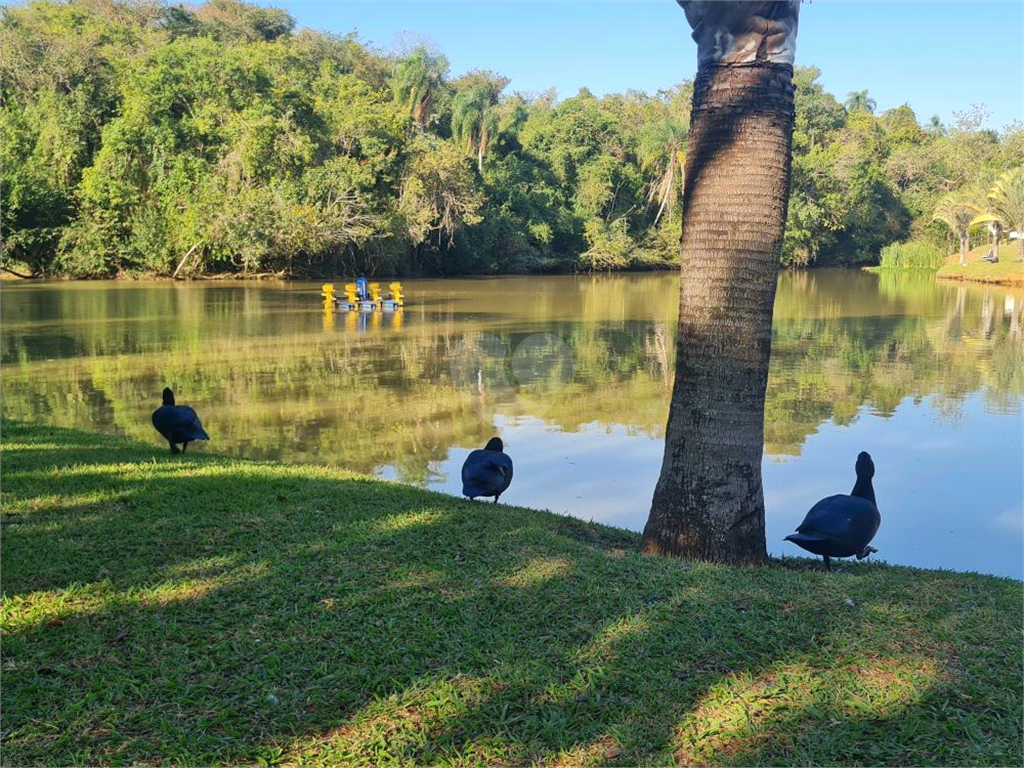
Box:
left=934, top=244, right=1024, bottom=286
left=2, top=420, right=1021, bottom=767
left=866, top=244, right=1023, bottom=286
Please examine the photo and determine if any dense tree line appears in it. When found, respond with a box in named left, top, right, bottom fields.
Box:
left=2, top=0, right=1020, bottom=279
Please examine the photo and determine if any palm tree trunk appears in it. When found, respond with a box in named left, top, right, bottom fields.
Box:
left=959, top=233, right=968, bottom=266
left=642, top=60, right=796, bottom=564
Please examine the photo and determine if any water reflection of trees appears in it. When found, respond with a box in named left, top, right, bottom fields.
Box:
left=1, top=273, right=1020, bottom=482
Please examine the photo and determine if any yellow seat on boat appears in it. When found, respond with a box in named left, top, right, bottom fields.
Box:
left=321, top=283, right=335, bottom=309
left=388, top=282, right=404, bottom=306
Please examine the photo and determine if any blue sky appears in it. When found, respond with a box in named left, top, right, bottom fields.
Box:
left=259, top=1, right=1023, bottom=131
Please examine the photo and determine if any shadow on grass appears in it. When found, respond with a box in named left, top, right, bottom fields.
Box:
left=2, top=421, right=1021, bottom=766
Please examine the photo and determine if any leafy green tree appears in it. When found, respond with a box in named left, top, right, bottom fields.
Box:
left=398, top=136, right=483, bottom=263
left=520, top=89, right=617, bottom=191
left=792, top=66, right=846, bottom=152
left=0, top=169, right=70, bottom=276
left=783, top=154, right=840, bottom=267
left=193, top=0, right=295, bottom=42
left=844, top=89, right=876, bottom=114
left=579, top=217, right=633, bottom=271
left=932, top=108, right=1007, bottom=192
left=450, top=70, right=509, bottom=173
left=881, top=104, right=926, bottom=146
left=782, top=67, right=847, bottom=266
left=466, top=148, right=570, bottom=272
left=0, top=97, right=79, bottom=275
left=839, top=165, right=911, bottom=263
left=392, top=45, right=448, bottom=133
left=809, top=108, right=912, bottom=265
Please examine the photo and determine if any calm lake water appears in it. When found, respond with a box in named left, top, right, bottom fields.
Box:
left=2, top=271, right=1022, bottom=579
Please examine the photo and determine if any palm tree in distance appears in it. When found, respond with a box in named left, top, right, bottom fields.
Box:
left=933, top=192, right=983, bottom=266
left=450, top=70, right=509, bottom=173
left=392, top=46, right=449, bottom=133
left=844, top=89, right=877, bottom=114
left=970, top=166, right=1024, bottom=262
left=637, top=118, right=687, bottom=225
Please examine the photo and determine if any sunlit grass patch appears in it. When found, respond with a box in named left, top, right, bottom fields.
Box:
left=1, top=580, right=121, bottom=632
left=287, top=674, right=510, bottom=767
left=575, top=613, right=652, bottom=664
left=495, top=556, right=575, bottom=589
left=1, top=489, right=132, bottom=517
left=2, top=561, right=268, bottom=635
left=673, top=656, right=944, bottom=766
left=549, top=733, right=626, bottom=767
left=0, top=440, right=70, bottom=452
left=374, top=508, right=450, bottom=533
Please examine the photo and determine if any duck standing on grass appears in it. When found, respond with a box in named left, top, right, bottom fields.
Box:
left=785, top=451, right=881, bottom=571
left=461, top=437, right=513, bottom=503
left=152, top=387, right=209, bottom=454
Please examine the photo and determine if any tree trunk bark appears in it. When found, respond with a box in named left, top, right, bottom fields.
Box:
left=642, top=60, right=796, bottom=564
left=172, top=242, right=201, bottom=279
left=959, top=233, right=968, bottom=266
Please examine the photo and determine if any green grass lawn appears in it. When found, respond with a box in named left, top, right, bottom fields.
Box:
left=935, top=243, right=1024, bottom=285
left=2, top=420, right=1021, bottom=767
